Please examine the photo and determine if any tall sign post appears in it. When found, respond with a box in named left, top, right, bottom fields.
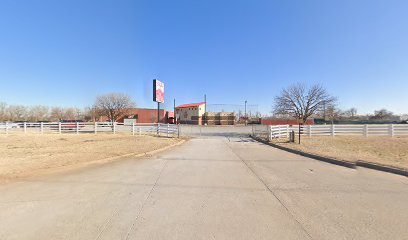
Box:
left=153, top=79, right=165, bottom=134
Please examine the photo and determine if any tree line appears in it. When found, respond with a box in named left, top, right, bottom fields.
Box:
left=0, top=93, right=135, bottom=122
left=273, top=83, right=403, bottom=123
left=0, top=103, right=90, bottom=122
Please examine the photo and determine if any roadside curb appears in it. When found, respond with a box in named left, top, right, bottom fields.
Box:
left=250, top=135, right=408, bottom=177
left=356, top=161, right=407, bottom=177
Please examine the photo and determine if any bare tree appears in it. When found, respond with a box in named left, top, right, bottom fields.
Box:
left=273, top=83, right=336, bottom=123
left=326, top=105, right=341, bottom=124
left=93, top=93, right=135, bottom=122
left=370, top=109, right=394, bottom=120
left=0, top=102, right=7, bottom=121
left=82, top=106, right=99, bottom=122
left=50, top=107, right=64, bottom=121
left=7, top=105, right=28, bottom=121
left=63, top=107, right=77, bottom=120
left=343, top=107, right=357, bottom=118
left=349, top=107, right=357, bottom=118
left=27, top=105, right=49, bottom=122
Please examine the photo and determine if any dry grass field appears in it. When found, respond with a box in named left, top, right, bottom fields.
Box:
left=272, top=136, right=408, bottom=169
left=0, top=134, right=182, bottom=183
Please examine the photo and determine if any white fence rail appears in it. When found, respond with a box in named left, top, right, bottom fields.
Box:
left=0, top=122, right=179, bottom=137
left=252, top=124, right=408, bottom=140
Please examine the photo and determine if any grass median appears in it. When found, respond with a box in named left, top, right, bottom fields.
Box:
left=0, top=133, right=182, bottom=183
left=271, top=136, right=408, bottom=170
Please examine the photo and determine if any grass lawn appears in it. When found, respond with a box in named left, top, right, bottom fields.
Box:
left=0, top=134, right=181, bottom=183
left=272, top=136, right=408, bottom=169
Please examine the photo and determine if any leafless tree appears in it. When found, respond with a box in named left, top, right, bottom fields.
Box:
left=273, top=83, right=336, bottom=123
left=325, top=105, right=341, bottom=124
left=27, top=105, right=49, bottom=122
left=7, top=105, right=28, bottom=121
left=50, top=107, right=64, bottom=121
left=343, top=107, right=357, bottom=118
left=63, top=107, right=77, bottom=120
left=93, top=93, right=135, bottom=122
left=371, top=109, right=394, bottom=120
left=0, top=102, right=7, bottom=121
left=82, top=106, right=99, bottom=122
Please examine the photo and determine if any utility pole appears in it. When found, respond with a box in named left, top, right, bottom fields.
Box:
left=204, top=94, right=207, bottom=125
left=244, top=100, right=247, bottom=125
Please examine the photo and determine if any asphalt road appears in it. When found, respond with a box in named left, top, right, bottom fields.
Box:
left=0, top=133, right=407, bottom=239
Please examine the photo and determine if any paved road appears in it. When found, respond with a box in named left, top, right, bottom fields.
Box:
left=0, top=133, right=407, bottom=239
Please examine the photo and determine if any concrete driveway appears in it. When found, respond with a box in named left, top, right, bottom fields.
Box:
left=0, top=132, right=407, bottom=239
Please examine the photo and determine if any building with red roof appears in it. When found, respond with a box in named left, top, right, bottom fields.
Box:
left=175, top=102, right=206, bottom=125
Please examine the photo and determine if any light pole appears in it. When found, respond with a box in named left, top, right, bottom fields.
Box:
left=244, top=100, right=247, bottom=125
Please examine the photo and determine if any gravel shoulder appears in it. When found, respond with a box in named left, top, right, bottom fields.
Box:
left=271, top=136, right=408, bottom=169
left=0, top=134, right=182, bottom=184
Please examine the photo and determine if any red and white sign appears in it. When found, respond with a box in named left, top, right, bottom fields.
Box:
left=153, top=79, right=164, bottom=103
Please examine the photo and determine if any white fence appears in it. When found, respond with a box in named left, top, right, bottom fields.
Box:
left=0, top=122, right=179, bottom=137
left=252, top=124, right=408, bottom=140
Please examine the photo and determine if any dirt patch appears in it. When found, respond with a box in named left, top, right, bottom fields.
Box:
left=0, top=134, right=182, bottom=183
left=272, top=136, right=408, bottom=169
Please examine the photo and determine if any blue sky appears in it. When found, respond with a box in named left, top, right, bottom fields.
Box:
left=0, top=0, right=407, bottom=115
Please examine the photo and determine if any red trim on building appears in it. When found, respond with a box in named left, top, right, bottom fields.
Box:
left=176, top=102, right=206, bottom=108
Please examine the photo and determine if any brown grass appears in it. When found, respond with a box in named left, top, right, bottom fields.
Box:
left=272, top=136, right=408, bottom=169
left=0, top=134, right=182, bottom=183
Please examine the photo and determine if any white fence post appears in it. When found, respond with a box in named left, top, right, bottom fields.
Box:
left=267, top=125, right=272, bottom=141
left=389, top=124, right=394, bottom=137
left=167, top=123, right=170, bottom=137
left=331, top=125, right=335, bottom=136
left=308, top=125, right=312, bottom=137
left=76, top=122, right=79, bottom=134
left=94, top=122, right=97, bottom=134
left=113, top=122, right=116, bottom=134
left=364, top=124, right=368, bottom=137
left=139, top=127, right=141, bottom=136
left=286, top=125, right=289, bottom=138
left=40, top=122, right=44, bottom=134
left=58, top=122, right=62, bottom=134
left=5, top=122, right=8, bottom=134
left=24, top=122, right=27, bottom=134
left=132, top=123, right=135, bottom=136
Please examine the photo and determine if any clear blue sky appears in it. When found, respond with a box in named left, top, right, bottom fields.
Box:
left=0, top=0, right=407, bottom=115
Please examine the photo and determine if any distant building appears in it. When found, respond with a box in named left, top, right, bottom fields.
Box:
left=98, top=108, right=174, bottom=124
left=175, top=102, right=206, bottom=125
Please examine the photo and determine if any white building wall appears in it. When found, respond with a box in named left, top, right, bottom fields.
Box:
left=176, top=104, right=206, bottom=124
